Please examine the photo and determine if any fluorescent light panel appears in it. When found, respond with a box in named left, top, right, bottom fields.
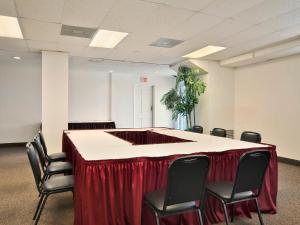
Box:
left=90, top=29, right=128, bottom=48
left=183, top=45, right=226, bottom=58
left=0, top=15, right=23, bottom=39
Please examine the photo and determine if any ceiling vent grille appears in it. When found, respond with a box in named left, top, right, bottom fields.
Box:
left=150, top=38, right=184, bottom=48
left=61, top=24, right=97, bottom=39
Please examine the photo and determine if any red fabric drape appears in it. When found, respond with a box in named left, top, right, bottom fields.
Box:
left=68, top=121, right=116, bottom=130
left=107, top=130, right=193, bottom=145
left=62, top=133, right=277, bottom=225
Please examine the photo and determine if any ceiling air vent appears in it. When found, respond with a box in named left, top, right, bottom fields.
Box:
left=150, top=38, right=184, bottom=48
left=61, top=24, right=97, bottom=39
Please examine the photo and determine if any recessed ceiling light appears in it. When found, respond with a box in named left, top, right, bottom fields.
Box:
left=0, top=15, right=23, bottom=39
left=12, top=56, right=21, bottom=60
left=183, top=45, right=226, bottom=58
left=89, top=29, right=128, bottom=48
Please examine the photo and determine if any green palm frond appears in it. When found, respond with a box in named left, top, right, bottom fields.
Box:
left=161, top=65, right=207, bottom=126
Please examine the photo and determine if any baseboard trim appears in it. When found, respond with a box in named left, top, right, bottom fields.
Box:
left=0, top=142, right=27, bottom=148
left=278, top=156, right=300, bottom=167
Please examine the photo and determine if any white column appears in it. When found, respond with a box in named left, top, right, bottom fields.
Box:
left=42, top=51, right=68, bottom=153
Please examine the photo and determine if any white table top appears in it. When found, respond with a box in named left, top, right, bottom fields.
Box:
left=65, top=128, right=269, bottom=161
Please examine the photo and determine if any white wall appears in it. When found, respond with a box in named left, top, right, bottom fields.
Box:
left=111, top=72, right=175, bottom=128
left=0, top=55, right=175, bottom=144
left=0, top=55, right=41, bottom=143
left=69, top=58, right=175, bottom=129
left=69, top=59, right=110, bottom=122
left=1, top=52, right=299, bottom=161
left=42, top=51, right=69, bottom=153
left=235, top=54, right=300, bottom=160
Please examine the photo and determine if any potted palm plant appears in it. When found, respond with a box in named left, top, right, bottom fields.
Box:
left=161, top=65, right=206, bottom=129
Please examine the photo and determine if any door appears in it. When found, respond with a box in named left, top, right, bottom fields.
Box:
left=134, top=85, right=154, bottom=128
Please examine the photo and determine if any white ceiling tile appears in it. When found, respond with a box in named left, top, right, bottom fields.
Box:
left=56, top=43, right=85, bottom=56
left=0, top=37, right=28, bottom=51
left=162, top=12, right=223, bottom=40
left=142, top=4, right=195, bottom=36
left=256, top=7, right=300, bottom=33
left=143, top=0, right=216, bottom=11
left=193, top=18, right=252, bottom=44
left=205, top=23, right=300, bottom=60
left=57, top=35, right=90, bottom=47
left=15, top=0, right=64, bottom=23
left=21, top=18, right=61, bottom=42
left=233, top=0, right=300, bottom=25
left=202, top=0, right=265, bottom=18
left=222, top=25, right=272, bottom=47
left=81, top=47, right=113, bottom=58
left=62, top=0, right=117, bottom=27
left=0, top=0, right=17, bottom=17
left=0, top=0, right=298, bottom=64
left=0, top=50, right=40, bottom=60
left=100, top=0, right=157, bottom=33
left=106, top=48, right=144, bottom=61
left=241, top=24, right=300, bottom=51
left=27, top=40, right=57, bottom=52
left=115, top=33, right=159, bottom=51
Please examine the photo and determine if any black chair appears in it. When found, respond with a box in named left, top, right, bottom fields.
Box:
left=26, top=143, right=74, bottom=225
left=34, top=135, right=72, bottom=181
left=191, top=125, right=203, bottom=134
left=211, top=128, right=226, bottom=137
left=144, top=155, right=210, bottom=225
left=206, top=150, right=271, bottom=225
left=38, top=131, right=66, bottom=162
left=241, top=131, right=262, bottom=143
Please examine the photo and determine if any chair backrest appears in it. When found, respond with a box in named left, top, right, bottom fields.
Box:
left=34, top=135, right=47, bottom=171
left=211, top=128, right=226, bottom=137
left=191, top=125, right=203, bottom=134
left=38, top=131, right=48, bottom=156
left=231, top=150, right=271, bottom=199
left=26, top=143, right=43, bottom=193
left=241, top=131, right=261, bottom=143
left=163, top=155, right=210, bottom=211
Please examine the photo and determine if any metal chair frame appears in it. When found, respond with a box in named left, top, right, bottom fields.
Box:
left=26, top=143, right=73, bottom=225
left=207, top=150, right=271, bottom=225
left=144, top=155, right=210, bottom=225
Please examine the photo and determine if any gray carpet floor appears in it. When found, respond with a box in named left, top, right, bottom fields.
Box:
left=0, top=146, right=299, bottom=225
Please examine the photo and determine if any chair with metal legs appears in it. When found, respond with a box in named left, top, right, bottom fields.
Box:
left=206, top=150, right=271, bottom=225
left=38, top=131, right=66, bottom=163
left=144, top=155, right=210, bottom=225
left=26, top=143, right=74, bottom=225
left=34, top=135, right=72, bottom=181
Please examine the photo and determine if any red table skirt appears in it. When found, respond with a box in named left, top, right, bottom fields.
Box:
left=62, top=133, right=277, bottom=225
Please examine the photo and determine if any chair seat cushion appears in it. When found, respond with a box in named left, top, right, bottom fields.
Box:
left=144, top=190, right=196, bottom=215
left=43, top=175, right=74, bottom=192
left=48, top=152, right=66, bottom=162
left=46, top=161, right=72, bottom=174
left=207, top=181, right=254, bottom=202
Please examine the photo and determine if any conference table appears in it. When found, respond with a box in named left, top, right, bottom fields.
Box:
left=62, top=128, right=277, bottom=225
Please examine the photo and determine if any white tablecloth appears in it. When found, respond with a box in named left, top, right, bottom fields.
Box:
left=65, top=128, right=268, bottom=161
